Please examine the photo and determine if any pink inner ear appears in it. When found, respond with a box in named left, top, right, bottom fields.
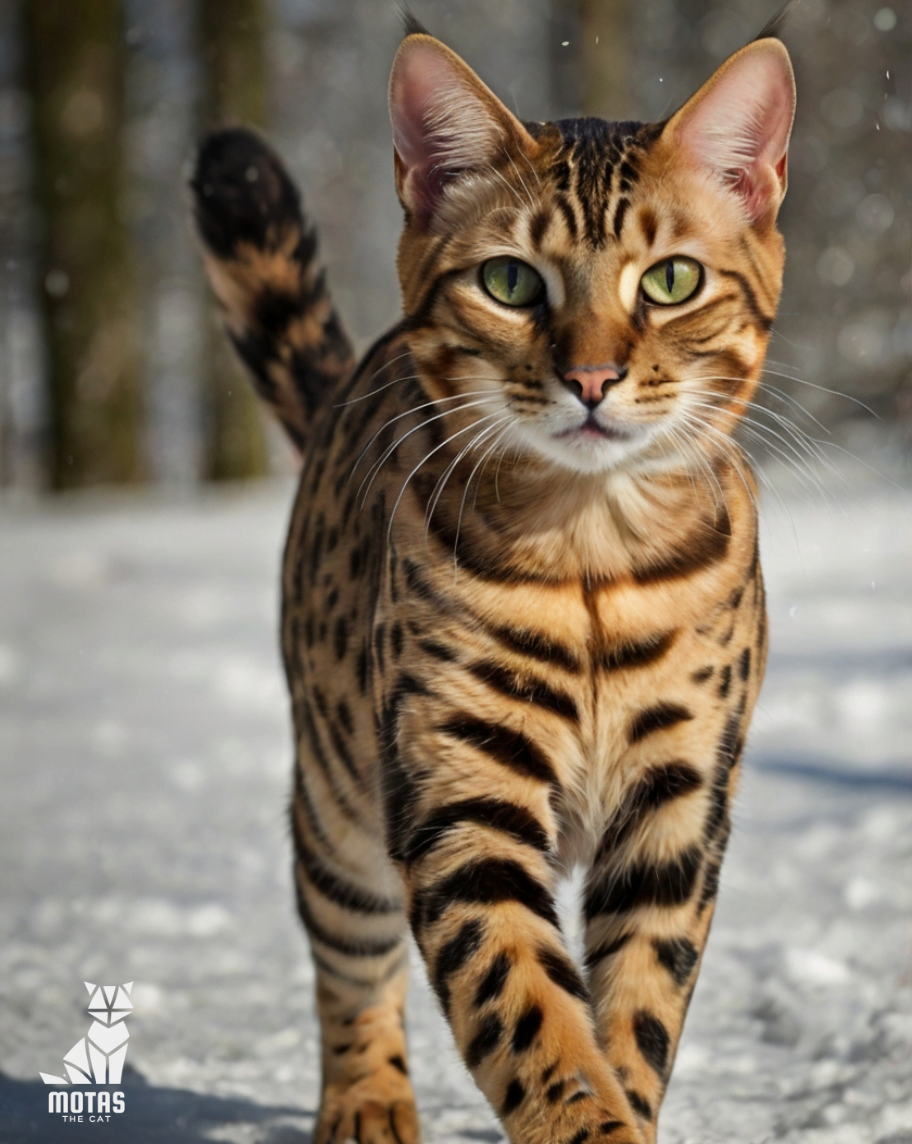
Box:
left=389, top=42, right=456, bottom=174
left=677, top=45, right=795, bottom=221
left=389, top=38, right=507, bottom=223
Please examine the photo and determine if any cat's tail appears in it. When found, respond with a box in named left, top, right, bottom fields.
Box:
left=190, top=128, right=356, bottom=455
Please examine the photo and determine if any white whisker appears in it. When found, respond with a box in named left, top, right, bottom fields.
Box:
left=759, top=363, right=879, bottom=418
left=334, top=350, right=414, bottom=406
left=356, top=397, right=498, bottom=508
left=423, top=414, right=510, bottom=537
left=453, top=421, right=515, bottom=574
left=505, top=154, right=537, bottom=212
left=352, top=390, right=499, bottom=476
left=386, top=412, right=505, bottom=541
left=482, top=163, right=526, bottom=210
left=685, top=392, right=841, bottom=483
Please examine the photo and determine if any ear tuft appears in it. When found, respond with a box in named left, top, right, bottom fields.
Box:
left=396, top=4, right=429, bottom=39
left=388, top=35, right=534, bottom=226
left=755, top=0, right=796, bottom=43
left=667, top=39, right=796, bottom=224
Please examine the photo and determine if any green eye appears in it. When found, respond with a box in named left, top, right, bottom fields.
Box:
left=481, top=257, right=544, bottom=307
left=640, top=257, right=702, bottom=305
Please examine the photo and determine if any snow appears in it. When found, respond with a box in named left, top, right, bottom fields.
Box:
left=0, top=477, right=910, bottom=1143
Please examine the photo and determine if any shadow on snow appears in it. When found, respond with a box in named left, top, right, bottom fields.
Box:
left=0, top=1068, right=313, bottom=1144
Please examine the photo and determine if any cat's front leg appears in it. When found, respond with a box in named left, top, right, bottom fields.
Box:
left=581, top=708, right=750, bottom=1144
left=385, top=702, right=646, bottom=1144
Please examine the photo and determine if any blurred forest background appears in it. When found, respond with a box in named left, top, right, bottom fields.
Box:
left=0, top=0, right=909, bottom=492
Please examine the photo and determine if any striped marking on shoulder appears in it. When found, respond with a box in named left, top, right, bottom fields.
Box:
left=628, top=703, right=693, bottom=744
left=488, top=622, right=581, bottom=672
left=598, top=631, right=675, bottom=672
left=418, top=638, right=458, bottom=663
left=296, top=697, right=364, bottom=824
left=632, top=509, right=731, bottom=584
left=292, top=762, right=337, bottom=856
left=294, top=832, right=403, bottom=915
left=380, top=675, right=433, bottom=864
left=437, top=714, right=557, bottom=784
left=424, top=510, right=554, bottom=584
left=467, top=659, right=579, bottom=721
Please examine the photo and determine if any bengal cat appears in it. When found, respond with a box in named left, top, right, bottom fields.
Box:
left=192, top=12, right=795, bottom=1144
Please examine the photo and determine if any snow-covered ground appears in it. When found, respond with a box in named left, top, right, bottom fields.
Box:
left=0, top=474, right=910, bottom=1144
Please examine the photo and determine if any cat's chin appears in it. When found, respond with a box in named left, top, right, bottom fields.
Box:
left=515, top=422, right=657, bottom=476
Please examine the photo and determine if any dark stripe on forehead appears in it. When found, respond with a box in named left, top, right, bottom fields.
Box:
left=618, top=158, right=639, bottom=192
left=613, top=197, right=630, bottom=239
left=529, top=207, right=552, bottom=250
left=551, top=159, right=571, bottom=192
left=575, top=137, right=611, bottom=248
left=545, top=118, right=661, bottom=250
left=555, top=195, right=579, bottom=241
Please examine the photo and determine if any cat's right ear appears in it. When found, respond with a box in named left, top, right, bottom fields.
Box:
left=389, top=34, right=537, bottom=227
left=663, top=38, right=796, bottom=225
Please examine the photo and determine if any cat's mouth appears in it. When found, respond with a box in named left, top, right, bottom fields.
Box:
left=555, top=415, right=632, bottom=443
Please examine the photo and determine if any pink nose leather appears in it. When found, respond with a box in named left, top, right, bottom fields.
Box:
left=563, top=366, right=624, bottom=407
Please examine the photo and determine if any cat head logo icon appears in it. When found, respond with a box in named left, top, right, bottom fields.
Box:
left=40, top=982, right=134, bottom=1085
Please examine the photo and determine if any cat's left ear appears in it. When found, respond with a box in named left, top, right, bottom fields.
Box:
left=389, top=33, right=538, bottom=227
left=664, top=39, right=796, bottom=224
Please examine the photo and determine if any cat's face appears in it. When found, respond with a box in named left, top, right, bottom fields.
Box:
left=85, top=981, right=133, bottom=1025
left=390, top=33, right=795, bottom=477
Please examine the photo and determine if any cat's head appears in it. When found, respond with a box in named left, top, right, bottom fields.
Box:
left=85, top=981, right=133, bottom=1026
left=388, top=25, right=795, bottom=477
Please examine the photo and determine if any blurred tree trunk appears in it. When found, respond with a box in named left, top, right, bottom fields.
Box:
left=550, top=0, right=632, bottom=120
left=24, top=0, right=145, bottom=490
left=578, top=0, right=633, bottom=120
left=196, top=0, right=269, bottom=481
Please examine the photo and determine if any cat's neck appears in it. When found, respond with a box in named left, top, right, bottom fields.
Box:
left=420, top=446, right=754, bottom=585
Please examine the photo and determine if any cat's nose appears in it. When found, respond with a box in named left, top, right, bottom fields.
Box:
left=561, top=365, right=628, bottom=409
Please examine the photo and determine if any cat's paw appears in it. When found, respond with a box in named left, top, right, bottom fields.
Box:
left=316, top=1067, right=420, bottom=1144
left=511, top=1088, right=645, bottom=1144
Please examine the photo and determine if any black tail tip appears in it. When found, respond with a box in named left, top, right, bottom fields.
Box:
left=190, top=127, right=303, bottom=260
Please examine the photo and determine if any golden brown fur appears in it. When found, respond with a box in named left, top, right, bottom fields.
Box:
left=193, top=22, right=795, bottom=1144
